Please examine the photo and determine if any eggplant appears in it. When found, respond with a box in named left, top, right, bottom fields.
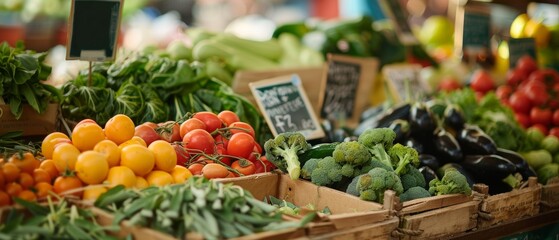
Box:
left=496, top=148, right=537, bottom=180
left=419, top=166, right=438, bottom=186
left=406, top=138, right=425, bottom=154
left=388, top=119, right=411, bottom=144
left=360, top=105, right=387, bottom=122
left=437, top=163, right=476, bottom=187
left=443, top=104, right=466, bottom=132
left=481, top=179, right=514, bottom=195
left=433, top=128, right=463, bottom=163
left=376, top=103, right=411, bottom=128
left=460, top=155, right=517, bottom=181
left=419, top=154, right=440, bottom=170
left=409, top=102, right=437, bottom=136
left=426, top=99, right=447, bottom=119
left=457, top=125, right=497, bottom=155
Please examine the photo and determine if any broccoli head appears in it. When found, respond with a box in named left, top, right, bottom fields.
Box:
left=389, top=143, right=419, bottom=176
left=301, top=158, right=319, bottom=180
left=400, top=186, right=431, bottom=202
left=357, top=128, right=396, bottom=171
left=400, top=165, right=426, bottom=191
left=264, top=132, right=311, bottom=180
left=357, top=167, right=403, bottom=203
left=309, top=156, right=347, bottom=186
left=428, top=169, right=472, bottom=196
left=346, top=174, right=362, bottom=197
left=332, top=141, right=371, bottom=166
left=354, top=158, right=392, bottom=177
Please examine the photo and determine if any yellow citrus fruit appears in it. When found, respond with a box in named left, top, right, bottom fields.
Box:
left=52, top=143, right=81, bottom=172
left=104, top=114, right=135, bottom=145
left=120, top=145, right=154, bottom=176
left=146, top=170, right=173, bottom=187
left=82, top=185, right=108, bottom=201
left=118, top=136, right=147, bottom=151
left=148, top=140, right=177, bottom=173
left=171, top=165, right=192, bottom=184
left=106, top=166, right=136, bottom=188
left=72, top=122, right=106, bottom=152
left=75, top=151, right=109, bottom=185
left=93, top=140, right=121, bottom=167
left=135, top=176, right=149, bottom=189
left=41, top=132, right=70, bottom=159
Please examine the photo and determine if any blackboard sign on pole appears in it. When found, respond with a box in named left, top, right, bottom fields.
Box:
left=319, top=54, right=378, bottom=127
left=382, top=64, right=424, bottom=104
left=249, top=75, right=325, bottom=140
left=508, top=38, right=537, bottom=68
left=66, top=0, right=123, bottom=61
left=379, top=0, right=419, bottom=45
left=454, top=2, right=491, bottom=54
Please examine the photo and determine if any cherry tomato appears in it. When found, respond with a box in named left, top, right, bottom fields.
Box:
left=227, top=132, right=255, bottom=159
left=253, top=156, right=275, bottom=174
left=470, top=69, right=495, bottom=94
left=173, top=144, right=190, bottom=167
left=179, top=118, right=206, bottom=139
left=53, top=176, right=83, bottom=198
left=214, top=134, right=229, bottom=148
left=495, top=85, right=513, bottom=100
left=523, top=83, right=549, bottom=106
left=193, top=112, right=223, bottom=134
left=531, top=123, right=549, bottom=136
left=217, top=110, right=240, bottom=127
left=549, top=127, right=559, bottom=138
left=509, top=92, right=532, bottom=114
left=157, top=121, right=181, bottom=143
left=530, top=108, right=552, bottom=126
left=183, top=129, right=215, bottom=154
left=228, top=122, right=255, bottom=139
left=253, top=143, right=263, bottom=155
left=215, top=146, right=231, bottom=166
left=553, top=110, right=559, bottom=126
left=135, top=124, right=160, bottom=146
left=506, top=68, right=528, bottom=86
left=201, top=163, right=229, bottom=179
left=528, top=69, right=559, bottom=85
left=438, top=77, right=461, bottom=92
left=231, top=160, right=256, bottom=176
left=515, top=113, right=531, bottom=129
left=516, top=55, right=538, bottom=77
left=187, top=163, right=204, bottom=175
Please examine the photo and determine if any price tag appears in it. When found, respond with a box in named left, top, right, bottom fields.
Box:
left=319, top=54, right=378, bottom=126
left=379, top=0, right=418, bottom=45
left=508, top=38, right=537, bottom=68
left=250, top=75, right=325, bottom=140
left=66, top=0, right=123, bottom=61
left=455, top=3, right=491, bottom=53
left=382, top=64, right=424, bottom=103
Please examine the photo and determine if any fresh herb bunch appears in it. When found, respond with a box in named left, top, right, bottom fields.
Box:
left=94, top=177, right=314, bottom=240
left=0, top=42, right=60, bottom=119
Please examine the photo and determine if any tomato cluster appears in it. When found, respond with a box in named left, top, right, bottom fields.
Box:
left=135, top=111, right=275, bottom=179
left=495, top=56, right=559, bottom=137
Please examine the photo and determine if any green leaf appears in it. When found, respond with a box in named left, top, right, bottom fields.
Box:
left=137, top=84, right=168, bottom=124
left=13, top=198, right=49, bottom=216
left=116, top=81, right=145, bottom=118
left=20, top=83, right=40, bottom=113
left=66, top=224, right=94, bottom=240
left=8, top=97, right=22, bottom=119
left=13, top=54, right=38, bottom=84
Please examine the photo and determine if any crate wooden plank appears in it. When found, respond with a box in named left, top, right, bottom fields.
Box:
left=475, top=177, right=542, bottom=229
left=398, top=200, right=480, bottom=240
left=399, top=194, right=473, bottom=215
left=540, top=178, right=559, bottom=212
left=310, top=217, right=399, bottom=240
left=0, top=103, right=58, bottom=136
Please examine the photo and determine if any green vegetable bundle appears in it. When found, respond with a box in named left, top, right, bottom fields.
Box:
left=94, top=177, right=313, bottom=240
left=0, top=42, right=60, bottom=119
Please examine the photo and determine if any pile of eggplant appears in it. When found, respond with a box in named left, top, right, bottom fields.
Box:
left=356, top=101, right=537, bottom=195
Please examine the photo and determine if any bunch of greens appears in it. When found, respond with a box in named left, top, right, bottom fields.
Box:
left=94, top=177, right=314, bottom=240
left=0, top=42, right=60, bottom=119
left=267, top=196, right=331, bottom=216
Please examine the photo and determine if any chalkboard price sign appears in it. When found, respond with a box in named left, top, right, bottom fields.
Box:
left=462, top=11, right=490, bottom=49
left=508, top=38, right=537, bottom=68
left=67, top=0, right=123, bottom=61
left=250, top=75, right=325, bottom=140
left=382, top=64, right=424, bottom=103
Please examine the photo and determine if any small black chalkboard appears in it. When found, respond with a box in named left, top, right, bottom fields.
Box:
left=250, top=75, right=325, bottom=140
left=462, top=10, right=490, bottom=50
left=66, top=0, right=123, bottom=61
left=380, top=0, right=418, bottom=45
left=509, top=38, right=537, bottom=68
left=320, top=60, right=360, bottom=120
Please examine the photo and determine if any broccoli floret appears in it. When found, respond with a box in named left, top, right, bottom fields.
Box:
left=341, top=164, right=355, bottom=177
left=428, top=169, right=472, bottom=196
left=355, top=159, right=392, bottom=176
left=309, top=157, right=344, bottom=186
left=389, top=143, right=419, bottom=176
left=357, top=167, right=403, bottom=203
left=332, top=141, right=371, bottom=166
left=264, top=132, right=311, bottom=180
left=346, top=174, right=362, bottom=197
left=358, top=128, right=396, bottom=171
left=301, top=158, right=319, bottom=180
left=400, top=165, right=426, bottom=191
left=400, top=186, right=431, bottom=202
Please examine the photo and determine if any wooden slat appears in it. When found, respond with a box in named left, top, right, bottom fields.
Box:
left=400, top=194, right=473, bottom=215
left=310, top=217, right=399, bottom=240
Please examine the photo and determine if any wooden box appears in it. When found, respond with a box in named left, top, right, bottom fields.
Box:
left=473, top=177, right=542, bottom=229
left=540, top=177, right=559, bottom=212
left=0, top=103, right=58, bottom=136
left=232, top=67, right=325, bottom=115
left=217, top=172, right=397, bottom=237
left=395, top=194, right=480, bottom=239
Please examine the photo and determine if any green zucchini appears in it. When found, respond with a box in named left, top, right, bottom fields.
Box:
left=298, top=143, right=340, bottom=165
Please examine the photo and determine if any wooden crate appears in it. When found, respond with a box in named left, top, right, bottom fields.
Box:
left=395, top=194, right=480, bottom=239
left=0, top=103, right=58, bottom=136
left=474, top=177, right=542, bottom=229
left=540, top=177, right=559, bottom=212
left=310, top=217, right=400, bottom=240
left=232, top=67, right=325, bottom=115
left=92, top=206, right=306, bottom=240
left=217, top=172, right=397, bottom=237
